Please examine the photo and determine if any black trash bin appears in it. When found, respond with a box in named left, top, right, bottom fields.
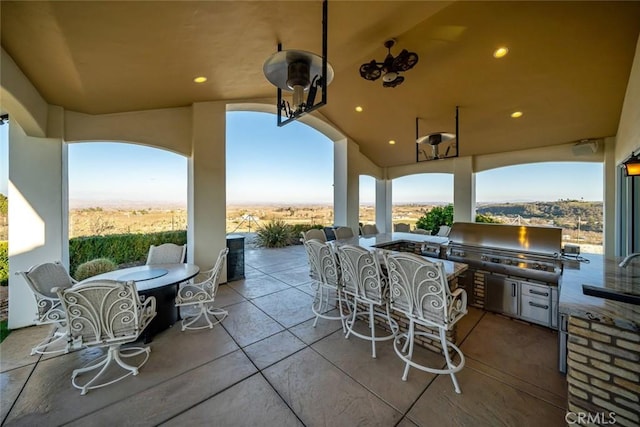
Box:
left=226, top=234, right=245, bottom=281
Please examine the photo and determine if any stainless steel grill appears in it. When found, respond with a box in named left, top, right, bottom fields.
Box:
left=446, top=222, right=563, bottom=284
left=445, top=222, right=563, bottom=330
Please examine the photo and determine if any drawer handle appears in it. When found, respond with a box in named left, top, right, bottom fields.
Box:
left=529, top=289, right=549, bottom=297
left=529, top=301, right=549, bottom=309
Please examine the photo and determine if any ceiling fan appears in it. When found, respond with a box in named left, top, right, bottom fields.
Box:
left=359, top=39, right=419, bottom=88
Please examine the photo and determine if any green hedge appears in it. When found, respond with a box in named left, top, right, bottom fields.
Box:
left=0, top=241, right=7, bottom=286
left=69, top=230, right=186, bottom=277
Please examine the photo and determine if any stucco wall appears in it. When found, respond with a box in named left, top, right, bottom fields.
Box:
left=616, top=34, right=640, bottom=161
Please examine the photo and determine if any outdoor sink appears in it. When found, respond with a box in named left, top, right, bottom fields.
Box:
left=582, top=285, right=640, bottom=306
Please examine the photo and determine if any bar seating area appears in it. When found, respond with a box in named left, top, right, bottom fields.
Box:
left=1, top=242, right=568, bottom=425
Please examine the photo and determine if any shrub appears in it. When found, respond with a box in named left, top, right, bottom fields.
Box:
left=69, top=230, right=186, bottom=274
left=475, top=213, right=502, bottom=224
left=74, top=258, right=118, bottom=281
left=0, top=241, right=7, bottom=286
left=255, top=220, right=293, bottom=248
left=0, top=320, right=9, bottom=343
left=416, top=204, right=454, bottom=234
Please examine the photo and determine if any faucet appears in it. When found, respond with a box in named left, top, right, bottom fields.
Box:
left=619, top=253, right=640, bottom=268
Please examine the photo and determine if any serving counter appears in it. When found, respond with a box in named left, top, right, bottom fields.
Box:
left=558, top=254, right=639, bottom=425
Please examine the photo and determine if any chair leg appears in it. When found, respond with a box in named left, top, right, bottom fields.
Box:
left=345, top=298, right=358, bottom=339
left=72, top=345, right=150, bottom=395
left=369, top=304, right=376, bottom=358
left=30, top=325, right=70, bottom=356
left=180, top=304, right=206, bottom=330
left=311, top=284, right=349, bottom=330
left=402, top=319, right=415, bottom=381
left=440, top=327, right=462, bottom=394
left=180, top=304, right=228, bottom=331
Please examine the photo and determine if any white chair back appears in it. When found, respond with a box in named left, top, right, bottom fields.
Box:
left=55, top=280, right=156, bottom=347
left=384, top=252, right=466, bottom=329
left=18, top=261, right=75, bottom=323
left=333, top=226, right=354, bottom=239
left=335, top=244, right=385, bottom=305
left=301, top=228, right=327, bottom=242
left=360, top=224, right=379, bottom=235
left=394, top=223, right=411, bottom=232
left=304, top=239, right=341, bottom=289
left=436, top=225, right=451, bottom=237
left=146, top=243, right=186, bottom=265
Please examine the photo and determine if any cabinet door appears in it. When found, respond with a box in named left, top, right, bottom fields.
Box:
left=485, top=274, right=518, bottom=316
left=520, top=282, right=552, bottom=326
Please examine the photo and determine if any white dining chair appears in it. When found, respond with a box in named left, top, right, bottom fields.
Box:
left=175, top=248, right=229, bottom=330
left=303, top=239, right=350, bottom=332
left=17, top=261, right=77, bottom=355
left=436, top=225, right=452, bottom=237
left=333, top=226, right=355, bottom=239
left=146, top=243, right=186, bottom=265
left=384, top=251, right=468, bottom=393
left=54, top=279, right=156, bottom=395
left=360, top=224, right=379, bottom=235
left=394, top=223, right=411, bottom=232
left=300, top=228, right=327, bottom=243
left=336, top=244, right=398, bottom=358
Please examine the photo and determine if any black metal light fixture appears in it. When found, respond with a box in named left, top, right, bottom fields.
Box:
left=623, top=152, right=640, bottom=177
left=416, top=106, right=459, bottom=162
left=263, top=0, right=333, bottom=127
left=359, top=39, right=418, bottom=88
left=0, top=114, right=8, bottom=125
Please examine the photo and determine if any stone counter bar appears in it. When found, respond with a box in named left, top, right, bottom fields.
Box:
left=559, top=255, right=639, bottom=426
left=331, top=232, right=468, bottom=352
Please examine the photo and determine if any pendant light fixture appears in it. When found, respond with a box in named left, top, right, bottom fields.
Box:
left=263, top=0, right=333, bottom=126
left=416, top=106, right=460, bottom=162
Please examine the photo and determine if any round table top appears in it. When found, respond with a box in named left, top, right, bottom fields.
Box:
left=81, top=263, right=200, bottom=292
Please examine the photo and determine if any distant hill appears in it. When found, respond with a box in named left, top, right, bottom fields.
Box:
left=477, top=200, right=603, bottom=232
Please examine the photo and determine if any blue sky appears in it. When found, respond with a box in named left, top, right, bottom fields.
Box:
left=0, top=111, right=603, bottom=205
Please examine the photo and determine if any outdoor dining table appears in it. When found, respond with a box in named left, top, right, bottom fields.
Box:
left=84, top=263, right=200, bottom=343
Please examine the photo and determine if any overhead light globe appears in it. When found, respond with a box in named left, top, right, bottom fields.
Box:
left=263, top=50, right=334, bottom=92
left=383, top=71, right=399, bottom=83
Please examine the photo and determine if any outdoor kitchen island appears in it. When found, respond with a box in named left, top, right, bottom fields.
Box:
left=558, top=255, right=640, bottom=426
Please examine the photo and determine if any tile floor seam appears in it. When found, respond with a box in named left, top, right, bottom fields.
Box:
left=217, top=318, right=309, bottom=427
left=462, top=357, right=568, bottom=410
left=306, top=329, right=418, bottom=418
left=1, top=361, right=38, bottom=425
left=152, top=372, right=291, bottom=427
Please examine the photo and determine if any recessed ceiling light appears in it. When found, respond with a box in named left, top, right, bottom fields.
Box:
left=389, top=140, right=396, bottom=145
left=511, top=111, right=523, bottom=118
left=493, top=47, right=509, bottom=58
left=193, top=76, right=207, bottom=83
left=355, top=106, right=363, bottom=112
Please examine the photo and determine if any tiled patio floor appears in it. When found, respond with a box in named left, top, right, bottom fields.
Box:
left=0, top=244, right=568, bottom=426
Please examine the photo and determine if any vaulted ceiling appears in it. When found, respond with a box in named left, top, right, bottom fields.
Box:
left=2, top=1, right=639, bottom=167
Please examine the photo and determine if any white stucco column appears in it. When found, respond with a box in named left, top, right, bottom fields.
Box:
left=334, top=137, right=348, bottom=227
left=334, top=137, right=360, bottom=234
left=602, top=137, right=617, bottom=257
left=8, top=122, right=65, bottom=329
left=453, top=156, right=475, bottom=222
left=375, top=178, right=392, bottom=233
left=189, top=102, right=227, bottom=278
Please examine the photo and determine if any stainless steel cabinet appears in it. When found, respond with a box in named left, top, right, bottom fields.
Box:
left=485, top=274, right=518, bottom=316
left=520, top=282, right=552, bottom=326
left=485, top=274, right=557, bottom=329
